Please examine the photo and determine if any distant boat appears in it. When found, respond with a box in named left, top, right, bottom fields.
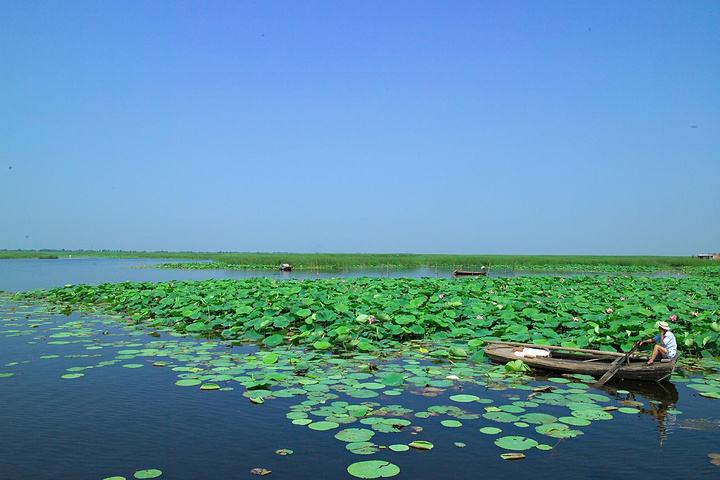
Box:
left=452, top=269, right=487, bottom=277
left=279, top=263, right=292, bottom=272
left=484, top=341, right=676, bottom=382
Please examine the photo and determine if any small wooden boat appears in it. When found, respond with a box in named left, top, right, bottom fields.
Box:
left=452, top=269, right=487, bottom=277
left=484, top=341, right=676, bottom=382
left=279, top=263, right=292, bottom=272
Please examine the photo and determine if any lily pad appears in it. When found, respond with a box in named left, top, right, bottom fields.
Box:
left=559, top=416, right=591, bottom=426
left=133, top=469, right=162, bottom=479
left=494, top=436, right=539, bottom=451
left=440, top=420, right=462, bottom=428
left=408, top=440, right=434, bottom=450
left=449, top=394, right=480, bottom=403
left=480, top=427, right=502, bottom=435
left=175, top=379, right=201, bottom=387
left=335, top=428, right=375, bottom=443
left=618, top=407, right=640, bottom=414
left=308, top=421, right=340, bottom=431
left=347, top=460, right=400, bottom=479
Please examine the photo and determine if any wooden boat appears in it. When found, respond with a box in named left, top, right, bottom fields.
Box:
left=484, top=341, right=676, bottom=382
left=452, top=269, right=487, bottom=277
left=279, top=263, right=292, bottom=272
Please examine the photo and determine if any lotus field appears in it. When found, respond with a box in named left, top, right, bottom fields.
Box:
left=23, top=275, right=720, bottom=356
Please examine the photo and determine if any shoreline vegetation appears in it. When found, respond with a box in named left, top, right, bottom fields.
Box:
left=1, top=250, right=718, bottom=273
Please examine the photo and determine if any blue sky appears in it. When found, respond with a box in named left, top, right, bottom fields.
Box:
left=1, top=1, right=718, bottom=255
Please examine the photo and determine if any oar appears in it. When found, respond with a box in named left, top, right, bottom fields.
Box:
left=594, top=341, right=642, bottom=387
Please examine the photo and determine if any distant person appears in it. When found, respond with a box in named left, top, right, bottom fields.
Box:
left=640, top=321, right=677, bottom=365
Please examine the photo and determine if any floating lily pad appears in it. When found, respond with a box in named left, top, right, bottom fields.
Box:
left=520, top=413, right=557, bottom=425
left=308, top=421, right=340, bottom=431
left=175, top=378, right=202, bottom=387
left=347, top=460, right=400, bottom=479
left=559, top=416, right=591, bottom=426
left=700, top=392, right=720, bottom=399
left=381, top=373, right=404, bottom=386
left=494, top=436, right=539, bottom=451
left=483, top=412, right=519, bottom=423
left=408, top=440, right=434, bottom=450
left=618, top=407, right=640, bottom=414
left=335, top=428, right=375, bottom=442
left=548, top=377, right=570, bottom=383
left=346, top=441, right=379, bottom=455
left=262, top=352, right=279, bottom=364
left=449, top=394, right=479, bottom=403
left=440, top=420, right=462, bottom=428
left=480, top=427, right=502, bottom=435
left=571, top=408, right=613, bottom=421
left=388, top=444, right=409, bottom=452
left=133, top=469, right=162, bottom=479
left=535, top=423, right=583, bottom=439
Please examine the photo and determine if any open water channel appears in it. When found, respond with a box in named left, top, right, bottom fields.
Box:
left=0, top=258, right=717, bottom=479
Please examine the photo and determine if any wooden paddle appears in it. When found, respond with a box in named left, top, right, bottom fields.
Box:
left=594, top=341, right=642, bottom=387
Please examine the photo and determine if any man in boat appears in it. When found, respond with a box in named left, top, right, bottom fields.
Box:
left=639, top=321, right=677, bottom=365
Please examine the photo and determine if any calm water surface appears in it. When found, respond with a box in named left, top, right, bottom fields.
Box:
left=0, top=258, right=684, bottom=292
left=0, top=259, right=716, bottom=479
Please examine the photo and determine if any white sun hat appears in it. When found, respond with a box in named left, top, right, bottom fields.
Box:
left=656, top=321, right=671, bottom=331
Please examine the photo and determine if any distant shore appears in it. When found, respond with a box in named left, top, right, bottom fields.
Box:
left=0, top=249, right=715, bottom=271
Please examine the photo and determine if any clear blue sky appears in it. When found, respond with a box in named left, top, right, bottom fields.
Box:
left=1, top=1, right=718, bottom=255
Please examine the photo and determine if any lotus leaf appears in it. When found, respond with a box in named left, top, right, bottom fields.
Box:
left=347, top=460, right=400, bottom=479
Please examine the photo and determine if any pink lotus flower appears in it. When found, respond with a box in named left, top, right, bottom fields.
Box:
left=620, top=297, right=625, bottom=301
left=606, top=308, right=614, bottom=314
left=368, top=315, right=376, bottom=325
left=668, top=314, right=677, bottom=322
left=572, top=316, right=580, bottom=322
left=691, top=311, right=699, bottom=317
left=438, top=294, right=445, bottom=299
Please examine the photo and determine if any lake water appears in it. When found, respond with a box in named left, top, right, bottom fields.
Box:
left=0, top=259, right=717, bottom=479
left=0, top=257, right=684, bottom=292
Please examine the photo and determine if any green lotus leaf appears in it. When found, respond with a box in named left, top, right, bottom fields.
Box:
left=494, top=435, right=539, bottom=451
left=133, top=470, right=162, bottom=479
left=335, top=428, right=375, bottom=443
left=347, top=460, right=400, bottom=479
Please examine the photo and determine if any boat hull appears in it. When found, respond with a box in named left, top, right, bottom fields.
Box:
left=452, top=270, right=487, bottom=277
left=484, top=345, right=675, bottom=382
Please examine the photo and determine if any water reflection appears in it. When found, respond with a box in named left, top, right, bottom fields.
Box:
left=603, top=380, right=679, bottom=446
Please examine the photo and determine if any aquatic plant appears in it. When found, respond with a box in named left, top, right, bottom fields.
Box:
left=19, top=276, right=720, bottom=356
